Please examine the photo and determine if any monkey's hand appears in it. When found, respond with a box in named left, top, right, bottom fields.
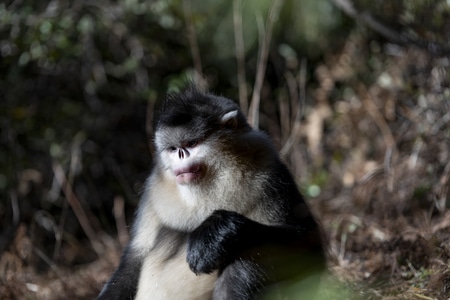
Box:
left=187, top=210, right=250, bottom=275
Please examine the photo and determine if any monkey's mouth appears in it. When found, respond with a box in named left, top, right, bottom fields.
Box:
left=174, top=163, right=204, bottom=184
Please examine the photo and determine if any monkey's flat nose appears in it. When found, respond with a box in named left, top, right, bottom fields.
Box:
left=178, top=148, right=190, bottom=159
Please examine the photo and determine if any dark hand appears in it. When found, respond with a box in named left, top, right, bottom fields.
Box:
left=186, top=210, right=248, bottom=275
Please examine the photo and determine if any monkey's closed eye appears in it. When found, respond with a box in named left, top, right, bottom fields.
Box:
left=168, top=146, right=177, bottom=152
left=185, top=140, right=198, bottom=148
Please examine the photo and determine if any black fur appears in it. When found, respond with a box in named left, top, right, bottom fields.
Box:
left=97, top=87, right=325, bottom=299
left=159, top=86, right=250, bottom=132
left=97, top=245, right=142, bottom=300
left=186, top=161, right=325, bottom=299
left=214, top=259, right=267, bottom=300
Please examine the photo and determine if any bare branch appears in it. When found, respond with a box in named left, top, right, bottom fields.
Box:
left=183, top=0, right=206, bottom=88
left=52, top=161, right=105, bottom=256
left=233, top=0, right=248, bottom=114
left=360, top=86, right=397, bottom=192
left=331, top=0, right=450, bottom=55
left=146, top=96, right=156, bottom=155
left=280, top=59, right=307, bottom=158
left=248, top=0, right=285, bottom=129
left=114, top=195, right=129, bottom=248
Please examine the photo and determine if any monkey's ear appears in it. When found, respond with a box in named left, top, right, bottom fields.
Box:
left=220, top=110, right=239, bottom=128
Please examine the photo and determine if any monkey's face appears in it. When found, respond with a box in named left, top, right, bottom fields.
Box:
left=154, top=87, right=252, bottom=188
left=171, top=146, right=204, bottom=185
left=155, top=127, right=217, bottom=186
left=163, top=138, right=206, bottom=185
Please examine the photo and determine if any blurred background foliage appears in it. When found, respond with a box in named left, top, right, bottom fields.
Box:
left=0, top=0, right=345, bottom=251
left=1, top=0, right=449, bottom=299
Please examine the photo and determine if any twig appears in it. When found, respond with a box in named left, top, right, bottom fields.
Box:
left=408, top=139, right=422, bottom=170
left=55, top=193, right=68, bottom=261
left=6, top=0, right=24, bottom=10
left=248, top=0, right=285, bottom=129
left=361, top=87, right=396, bottom=150
left=279, top=71, right=297, bottom=157
left=31, top=210, right=62, bottom=262
left=0, top=191, right=20, bottom=252
left=52, top=161, right=104, bottom=256
left=412, top=294, right=435, bottom=300
left=280, top=59, right=307, bottom=158
left=431, top=111, right=450, bottom=134
left=432, top=210, right=450, bottom=234
left=339, top=231, right=347, bottom=263
left=298, top=57, right=307, bottom=121
left=183, top=0, right=206, bottom=89
left=33, top=247, right=65, bottom=279
left=55, top=140, right=79, bottom=260
left=113, top=195, right=129, bottom=248
left=434, top=161, right=450, bottom=213
left=384, top=146, right=394, bottom=193
left=10, top=190, right=20, bottom=226
left=107, top=155, right=135, bottom=204
left=331, top=0, right=404, bottom=43
left=233, top=0, right=248, bottom=114
left=330, top=0, right=450, bottom=55
left=361, top=87, right=397, bottom=192
left=146, top=97, right=156, bottom=156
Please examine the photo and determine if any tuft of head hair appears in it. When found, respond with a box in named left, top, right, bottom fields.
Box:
left=157, top=86, right=250, bottom=132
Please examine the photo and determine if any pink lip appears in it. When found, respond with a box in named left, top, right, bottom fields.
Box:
left=174, top=163, right=203, bottom=184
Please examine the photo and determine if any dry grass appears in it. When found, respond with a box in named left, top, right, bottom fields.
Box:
left=307, top=35, right=450, bottom=299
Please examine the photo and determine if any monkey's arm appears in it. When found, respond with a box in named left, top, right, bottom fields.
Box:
left=97, top=246, right=143, bottom=300
left=186, top=209, right=322, bottom=275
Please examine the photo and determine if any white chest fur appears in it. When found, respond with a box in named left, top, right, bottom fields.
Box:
left=131, top=163, right=272, bottom=299
left=135, top=243, right=217, bottom=300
